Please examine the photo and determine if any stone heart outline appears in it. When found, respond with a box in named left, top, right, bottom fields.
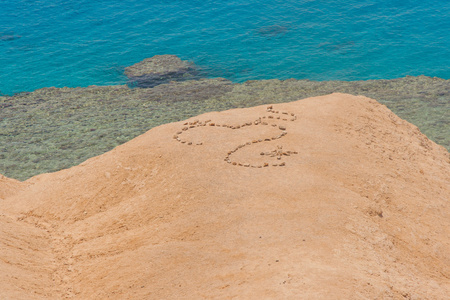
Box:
left=173, top=106, right=298, bottom=168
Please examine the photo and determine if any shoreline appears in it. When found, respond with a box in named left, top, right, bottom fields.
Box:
left=2, top=74, right=449, bottom=98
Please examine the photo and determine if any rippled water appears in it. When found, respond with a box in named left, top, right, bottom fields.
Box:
left=1, top=0, right=449, bottom=95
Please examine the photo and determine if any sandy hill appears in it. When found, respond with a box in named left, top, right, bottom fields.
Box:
left=1, top=93, right=449, bottom=299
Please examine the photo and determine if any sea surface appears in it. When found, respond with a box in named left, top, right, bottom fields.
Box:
left=1, top=0, right=450, bottom=95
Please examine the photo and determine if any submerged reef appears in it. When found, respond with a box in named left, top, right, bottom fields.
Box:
left=124, top=55, right=199, bottom=88
left=0, top=55, right=449, bottom=180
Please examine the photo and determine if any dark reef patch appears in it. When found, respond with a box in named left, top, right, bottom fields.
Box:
left=125, top=55, right=201, bottom=88
left=257, top=25, right=290, bottom=38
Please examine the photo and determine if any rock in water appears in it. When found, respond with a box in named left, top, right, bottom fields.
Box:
left=0, top=34, right=21, bottom=41
left=124, top=55, right=199, bottom=88
left=257, top=25, right=289, bottom=37
left=0, top=94, right=449, bottom=299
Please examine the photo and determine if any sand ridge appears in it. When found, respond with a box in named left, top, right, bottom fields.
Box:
left=0, top=93, right=449, bottom=299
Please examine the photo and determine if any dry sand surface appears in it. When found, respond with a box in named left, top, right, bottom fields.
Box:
left=0, top=93, right=449, bottom=299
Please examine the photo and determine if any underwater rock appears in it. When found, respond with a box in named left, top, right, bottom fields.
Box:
left=0, top=34, right=21, bottom=41
left=257, top=25, right=289, bottom=37
left=124, top=55, right=200, bottom=88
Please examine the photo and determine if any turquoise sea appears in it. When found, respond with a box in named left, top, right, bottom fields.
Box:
left=1, top=0, right=449, bottom=95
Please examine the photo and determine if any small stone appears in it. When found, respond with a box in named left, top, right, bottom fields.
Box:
left=183, top=122, right=188, bottom=125
left=188, top=142, right=192, bottom=145
left=196, top=142, right=203, bottom=145
left=244, top=163, right=250, bottom=167
left=267, top=105, right=273, bottom=110
left=272, top=163, right=278, bottom=166
left=268, top=116, right=273, bottom=119
left=205, top=119, right=211, bottom=123
left=283, top=118, right=287, bottom=121
left=246, top=142, right=251, bottom=145
left=232, top=162, right=237, bottom=165
left=290, top=118, right=295, bottom=121
left=252, top=140, right=258, bottom=143
left=277, top=116, right=280, bottom=119
left=279, top=162, right=286, bottom=166
left=189, top=125, right=195, bottom=128
left=258, top=139, right=262, bottom=142
left=209, top=123, right=215, bottom=126
left=263, top=163, right=269, bottom=167
left=173, top=135, right=178, bottom=139
left=177, top=131, right=182, bottom=134
left=279, top=125, right=286, bottom=130
left=222, top=124, right=227, bottom=127
left=264, top=138, right=271, bottom=141
left=282, top=112, right=288, bottom=115
left=181, top=141, right=186, bottom=143
left=182, top=127, right=188, bottom=131
left=262, top=122, right=268, bottom=125
left=236, top=125, right=240, bottom=129
left=260, top=152, right=265, bottom=155
left=291, top=113, right=295, bottom=116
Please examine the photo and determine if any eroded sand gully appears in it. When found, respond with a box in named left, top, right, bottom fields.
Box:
left=0, top=94, right=449, bottom=299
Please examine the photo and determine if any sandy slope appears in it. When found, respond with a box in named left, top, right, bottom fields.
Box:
left=1, top=93, right=449, bottom=299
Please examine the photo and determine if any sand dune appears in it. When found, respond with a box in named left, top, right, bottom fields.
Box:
left=1, top=93, right=449, bottom=299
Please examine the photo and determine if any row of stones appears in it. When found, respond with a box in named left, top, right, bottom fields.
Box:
left=225, top=145, right=299, bottom=168
left=173, top=106, right=297, bottom=167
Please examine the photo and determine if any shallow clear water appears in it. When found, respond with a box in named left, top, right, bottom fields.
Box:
left=1, top=0, right=449, bottom=95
